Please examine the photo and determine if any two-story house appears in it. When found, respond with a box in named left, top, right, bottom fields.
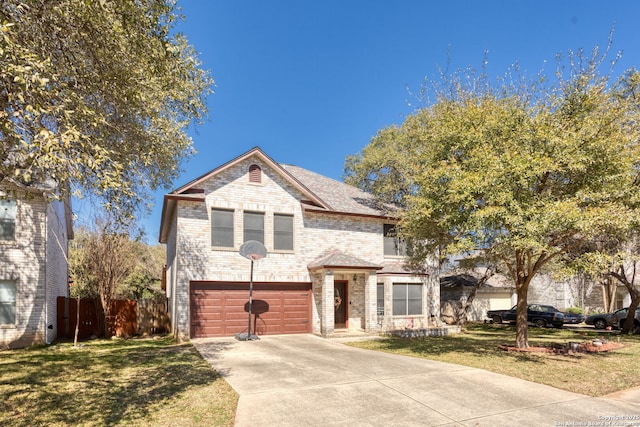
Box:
left=0, top=179, right=73, bottom=349
left=159, top=147, right=439, bottom=340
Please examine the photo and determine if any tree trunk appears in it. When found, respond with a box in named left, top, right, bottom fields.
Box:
left=515, top=279, right=529, bottom=348
left=456, top=269, right=494, bottom=326
left=621, top=298, right=639, bottom=334
left=73, top=295, right=80, bottom=347
left=456, top=287, right=477, bottom=326
left=601, top=276, right=617, bottom=312
left=609, top=263, right=639, bottom=334
left=621, top=287, right=640, bottom=334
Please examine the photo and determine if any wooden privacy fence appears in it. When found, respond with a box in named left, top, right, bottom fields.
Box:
left=57, top=297, right=170, bottom=340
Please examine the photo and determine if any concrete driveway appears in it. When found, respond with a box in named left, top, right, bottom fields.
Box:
left=193, top=334, right=640, bottom=427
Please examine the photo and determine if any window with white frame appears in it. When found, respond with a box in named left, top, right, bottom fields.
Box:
left=0, top=280, right=16, bottom=324
left=211, top=208, right=234, bottom=248
left=392, top=283, right=422, bottom=316
left=273, top=213, right=293, bottom=251
left=243, top=211, right=264, bottom=244
left=0, top=199, right=16, bottom=241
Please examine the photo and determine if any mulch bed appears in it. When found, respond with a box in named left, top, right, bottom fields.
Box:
left=498, top=340, right=625, bottom=354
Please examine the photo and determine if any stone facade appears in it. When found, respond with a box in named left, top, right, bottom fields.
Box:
left=161, top=148, right=438, bottom=340
left=0, top=184, right=71, bottom=349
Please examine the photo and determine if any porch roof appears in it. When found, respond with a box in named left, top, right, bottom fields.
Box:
left=307, top=249, right=383, bottom=271
left=378, top=261, right=428, bottom=276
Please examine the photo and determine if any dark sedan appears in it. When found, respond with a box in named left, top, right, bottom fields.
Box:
left=586, top=307, right=640, bottom=331
left=487, top=304, right=565, bottom=328
left=562, top=311, right=586, bottom=324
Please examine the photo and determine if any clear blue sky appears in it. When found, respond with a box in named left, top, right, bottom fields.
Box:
left=136, top=1, right=640, bottom=243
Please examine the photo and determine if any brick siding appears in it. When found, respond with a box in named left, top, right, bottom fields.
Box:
left=166, top=156, right=437, bottom=340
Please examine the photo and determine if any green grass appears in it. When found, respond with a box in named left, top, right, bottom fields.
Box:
left=0, top=336, right=238, bottom=426
left=348, top=323, right=640, bottom=397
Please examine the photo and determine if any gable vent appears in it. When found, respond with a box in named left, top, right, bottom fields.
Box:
left=249, top=164, right=262, bottom=183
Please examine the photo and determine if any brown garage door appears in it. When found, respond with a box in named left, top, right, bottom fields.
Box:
left=190, top=281, right=312, bottom=338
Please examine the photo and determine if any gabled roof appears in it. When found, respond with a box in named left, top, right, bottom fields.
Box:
left=172, top=147, right=329, bottom=209
left=307, top=249, right=383, bottom=271
left=159, top=147, right=398, bottom=243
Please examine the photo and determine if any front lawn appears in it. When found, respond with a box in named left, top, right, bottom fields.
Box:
left=0, top=336, right=238, bottom=426
left=348, top=323, right=640, bottom=397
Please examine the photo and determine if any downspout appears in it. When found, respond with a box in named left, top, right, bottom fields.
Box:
left=44, top=192, right=50, bottom=344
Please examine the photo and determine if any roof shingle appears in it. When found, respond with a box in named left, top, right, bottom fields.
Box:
left=280, top=164, right=394, bottom=217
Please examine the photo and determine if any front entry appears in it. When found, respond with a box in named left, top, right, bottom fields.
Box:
left=334, top=281, right=347, bottom=328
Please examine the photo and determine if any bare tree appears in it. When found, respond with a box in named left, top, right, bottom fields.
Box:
left=69, top=219, right=136, bottom=337
left=600, top=274, right=619, bottom=313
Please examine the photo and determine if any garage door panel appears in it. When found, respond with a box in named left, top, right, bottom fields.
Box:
left=195, top=304, right=224, bottom=313
left=190, top=282, right=311, bottom=338
left=284, top=309, right=307, bottom=317
left=225, top=313, right=249, bottom=322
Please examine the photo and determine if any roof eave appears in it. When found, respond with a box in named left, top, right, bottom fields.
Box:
left=308, top=265, right=384, bottom=272
left=158, top=193, right=205, bottom=243
left=301, top=204, right=397, bottom=220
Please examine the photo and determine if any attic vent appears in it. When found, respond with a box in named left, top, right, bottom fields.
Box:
left=249, top=164, right=262, bottom=183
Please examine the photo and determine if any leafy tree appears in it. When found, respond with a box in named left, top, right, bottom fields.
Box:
left=345, top=48, right=640, bottom=348
left=70, top=219, right=166, bottom=338
left=574, top=237, right=640, bottom=334
left=1, top=0, right=212, bottom=217
left=119, top=242, right=165, bottom=299
left=69, top=220, right=137, bottom=336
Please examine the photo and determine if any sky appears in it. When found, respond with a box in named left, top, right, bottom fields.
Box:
left=132, top=0, right=640, bottom=243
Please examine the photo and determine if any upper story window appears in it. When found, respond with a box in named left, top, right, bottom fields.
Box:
left=0, top=199, right=16, bottom=241
left=211, top=208, right=234, bottom=248
left=383, top=224, right=407, bottom=257
left=243, top=211, right=264, bottom=244
left=273, top=213, right=293, bottom=251
left=0, top=280, right=16, bottom=324
left=249, top=164, right=262, bottom=184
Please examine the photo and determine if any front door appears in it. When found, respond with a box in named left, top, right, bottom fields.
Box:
left=334, top=281, right=347, bottom=328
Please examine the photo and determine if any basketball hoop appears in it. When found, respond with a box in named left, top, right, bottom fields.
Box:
left=236, top=241, right=268, bottom=341
left=239, top=240, right=267, bottom=261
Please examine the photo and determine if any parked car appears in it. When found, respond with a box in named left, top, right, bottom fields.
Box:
left=487, top=304, right=565, bottom=328
left=585, top=307, right=640, bottom=331
left=562, top=311, right=586, bottom=324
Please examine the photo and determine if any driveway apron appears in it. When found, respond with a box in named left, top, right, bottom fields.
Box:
left=193, top=334, right=640, bottom=427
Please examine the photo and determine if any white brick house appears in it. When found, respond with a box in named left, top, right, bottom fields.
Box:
left=159, top=147, right=439, bottom=340
left=0, top=181, right=73, bottom=349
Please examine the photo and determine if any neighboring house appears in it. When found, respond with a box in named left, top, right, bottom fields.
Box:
left=440, top=269, right=606, bottom=321
left=527, top=274, right=582, bottom=311
left=0, top=180, right=73, bottom=349
left=583, top=282, right=630, bottom=312
left=438, top=252, right=619, bottom=319
left=440, top=273, right=515, bottom=324
left=159, top=147, right=439, bottom=340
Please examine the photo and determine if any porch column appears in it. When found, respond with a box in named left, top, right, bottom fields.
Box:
left=364, top=271, right=378, bottom=331
left=321, top=270, right=335, bottom=336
